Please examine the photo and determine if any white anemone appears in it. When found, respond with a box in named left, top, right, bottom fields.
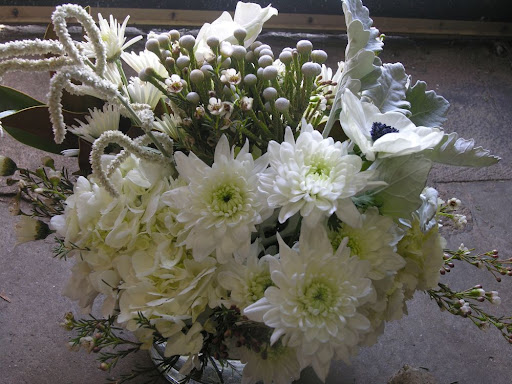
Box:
left=339, top=89, right=444, bottom=161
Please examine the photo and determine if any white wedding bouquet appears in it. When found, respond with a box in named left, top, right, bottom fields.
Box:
left=0, top=1, right=508, bottom=383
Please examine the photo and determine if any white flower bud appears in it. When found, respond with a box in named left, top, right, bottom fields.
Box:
left=179, top=35, right=196, bottom=50
left=232, top=45, right=247, bottom=61
left=244, top=74, right=257, bottom=86
left=262, top=66, right=278, bottom=81
left=302, top=62, right=322, bottom=77
left=234, top=27, right=248, bottom=43
left=186, top=92, right=200, bottom=105
left=190, top=69, right=205, bottom=84
left=169, top=29, right=180, bottom=41
left=0, top=155, right=17, bottom=176
left=311, top=49, right=328, bottom=63
left=258, top=55, right=273, bottom=68
left=206, top=36, right=220, bottom=49
left=279, top=50, right=293, bottom=65
left=275, top=97, right=290, bottom=112
left=296, top=39, right=313, bottom=54
left=176, top=56, right=191, bottom=69
left=262, top=87, right=277, bottom=101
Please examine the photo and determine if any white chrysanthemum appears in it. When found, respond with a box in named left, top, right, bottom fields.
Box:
left=236, top=343, right=302, bottom=384
left=82, top=14, right=142, bottom=61
left=244, top=224, right=374, bottom=381
left=162, top=135, right=271, bottom=263
left=328, top=207, right=405, bottom=280
left=126, top=77, right=163, bottom=110
left=217, top=241, right=274, bottom=310
left=260, top=121, right=377, bottom=227
left=68, top=103, right=120, bottom=142
left=339, top=89, right=444, bottom=161
left=121, top=50, right=169, bottom=78
left=153, top=113, right=182, bottom=140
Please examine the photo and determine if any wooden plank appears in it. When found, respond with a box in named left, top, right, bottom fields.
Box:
left=0, top=6, right=511, bottom=38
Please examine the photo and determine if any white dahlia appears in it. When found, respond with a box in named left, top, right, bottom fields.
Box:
left=328, top=207, right=405, bottom=280
left=244, top=223, right=374, bottom=381
left=126, top=77, right=164, bottom=110
left=260, top=121, right=376, bottom=227
left=162, top=135, right=271, bottom=263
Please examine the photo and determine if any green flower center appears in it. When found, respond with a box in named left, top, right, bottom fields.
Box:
left=303, top=280, right=336, bottom=315
left=247, top=272, right=273, bottom=302
left=329, top=227, right=362, bottom=256
left=210, top=184, right=244, bottom=217
left=307, top=158, right=331, bottom=180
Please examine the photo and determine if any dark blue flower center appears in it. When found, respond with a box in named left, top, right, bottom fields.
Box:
left=370, top=122, right=399, bottom=141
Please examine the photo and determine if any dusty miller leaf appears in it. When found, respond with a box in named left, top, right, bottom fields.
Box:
left=406, top=80, right=450, bottom=127
left=343, top=0, right=383, bottom=58
left=363, top=63, right=411, bottom=115
left=426, top=132, right=500, bottom=167
left=369, top=154, right=432, bottom=219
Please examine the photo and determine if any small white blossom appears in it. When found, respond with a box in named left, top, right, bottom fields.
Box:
left=220, top=68, right=241, bottom=85
left=165, top=74, right=184, bottom=93
left=240, top=96, right=253, bottom=111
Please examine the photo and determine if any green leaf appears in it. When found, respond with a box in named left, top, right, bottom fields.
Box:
left=1, top=105, right=81, bottom=154
left=426, top=132, right=500, bottom=167
left=406, top=80, right=450, bottom=127
left=370, top=154, right=432, bottom=219
left=363, top=63, right=411, bottom=115
left=0, top=85, right=44, bottom=115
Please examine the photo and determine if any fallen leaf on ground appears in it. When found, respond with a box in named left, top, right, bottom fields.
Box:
left=0, top=293, right=11, bottom=303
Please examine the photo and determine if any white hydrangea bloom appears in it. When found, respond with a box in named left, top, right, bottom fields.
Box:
left=235, top=343, right=302, bottom=384
left=328, top=207, right=405, bottom=280
left=260, top=121, right=377, bottom=227
left=396, top=190, right=446, bottom=299
left=82, top=14, right=142, bottom=61
left=50, top=154, right=176, bottom=314
left=162, top=135, right=272, bottom=263
left=68, top=103, right=121, bottom=143
left=244, top=223, right=374, bottom=381
left=339, top=89, right=444, bottom=161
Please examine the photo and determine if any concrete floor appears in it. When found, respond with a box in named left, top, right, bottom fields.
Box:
left=1, top=23, right=511, bottom=384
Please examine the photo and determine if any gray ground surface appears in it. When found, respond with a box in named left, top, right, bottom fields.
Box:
left=1, top=23, right=512, bottom=384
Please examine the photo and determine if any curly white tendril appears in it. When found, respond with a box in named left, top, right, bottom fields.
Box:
left=90, top=130, right=175, bottom=197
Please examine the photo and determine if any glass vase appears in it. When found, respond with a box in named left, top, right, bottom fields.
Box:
left=150, top=342, right=245, bottom=384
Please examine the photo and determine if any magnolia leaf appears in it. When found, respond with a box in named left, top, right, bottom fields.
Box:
left=406, top=80, right=450, bottom=127
left=1, top=105, right=81, bottom=154
left=0, top=85, right=44, bottom=115
left=363, top=63, right=411, bottom=115
left=427, top=132, right=500, bottom=167
left=370, top=154, right=432, bottom=219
